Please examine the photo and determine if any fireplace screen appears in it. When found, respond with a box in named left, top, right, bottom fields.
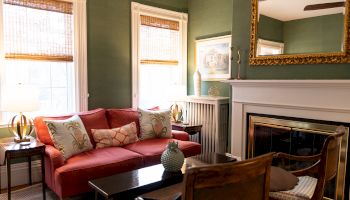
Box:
left=247, top=114, right=349, bottom=200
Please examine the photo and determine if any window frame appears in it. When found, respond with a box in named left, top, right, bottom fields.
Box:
left=0, top=0, right=88, bottom=124
left=256, top=38, right=284, bottom=56
left=131, top=2, right=188, bottom=109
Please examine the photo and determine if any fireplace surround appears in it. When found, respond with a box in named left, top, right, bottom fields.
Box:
left=224, top=80, right=350, bottom=200
left=247, top=114, right=349, bottom=199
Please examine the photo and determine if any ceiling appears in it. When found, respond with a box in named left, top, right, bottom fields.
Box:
left=259, top=0, right=345, bottom=21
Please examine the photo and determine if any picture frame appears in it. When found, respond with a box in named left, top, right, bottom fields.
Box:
left=195, top=35, right=232, bottom=81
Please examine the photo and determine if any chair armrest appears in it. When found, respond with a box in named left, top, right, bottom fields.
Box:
left=45, top=145, right=65, bottom=170
left=274, top=152, right=321, bottom=162
left=172, top=130, right=190, bottom=141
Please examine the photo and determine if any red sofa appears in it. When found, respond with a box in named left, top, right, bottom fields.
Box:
left=34, top=108, right=201, bottom=198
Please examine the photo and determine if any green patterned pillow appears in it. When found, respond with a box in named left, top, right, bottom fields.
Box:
left=138, top=108, right=172, bottom=140
left=44, top=115, right=93, bottom=160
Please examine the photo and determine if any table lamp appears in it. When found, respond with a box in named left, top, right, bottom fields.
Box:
left=1, top=84, right=39, bottom=144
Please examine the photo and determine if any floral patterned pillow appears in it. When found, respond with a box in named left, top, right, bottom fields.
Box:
left=91, top=122, right=139, bottom=149
left=138, top=108, right=172, bottom=140
left=44, top=115, right=93, bottom=160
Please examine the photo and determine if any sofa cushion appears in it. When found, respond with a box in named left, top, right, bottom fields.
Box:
left=124, top=138, right=201, bottom=166
left=106, top=108, right=141, bottom=135
left=45, top=115, right=93, bottom=160
left=91, top=122, right=139, bottom=149
left=138, top=109, right=172, bottom=140
left=54, top=147, right=143, bottom=198
left=34, top=108, right=109, bottom=147
left=79, top=109, right=110, bottom=147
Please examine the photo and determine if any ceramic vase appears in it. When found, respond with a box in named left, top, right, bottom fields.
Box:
left=161, top=141, right=184, bottom=172
left=193, top=69, right=201, bottom=96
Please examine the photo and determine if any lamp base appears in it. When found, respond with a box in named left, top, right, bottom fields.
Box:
left=14, top=137, right=31, bottom=145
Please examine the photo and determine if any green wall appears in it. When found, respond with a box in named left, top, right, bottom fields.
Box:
left=87, top=0, right=188, bottom=109
left=232, top=0, right=350, bottom=80
left=187, top=0, right=233, bottom=97
left=283, top=14, right=344, bottom=54
left=258, top=15, right=283, bottom=42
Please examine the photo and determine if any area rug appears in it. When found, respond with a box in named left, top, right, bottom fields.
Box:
left=0, top=183, right=182, bottom=200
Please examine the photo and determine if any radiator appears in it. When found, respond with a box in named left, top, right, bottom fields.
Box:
left=183, top=96, right=229, bottom=153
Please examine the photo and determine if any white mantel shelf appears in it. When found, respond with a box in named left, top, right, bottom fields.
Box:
left=224, top=79, right=350, bottom=158
left=222, top=79, right=350, bottom=88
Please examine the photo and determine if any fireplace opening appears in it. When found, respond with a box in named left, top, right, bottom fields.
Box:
left=247, top=113, right=349, bottom=200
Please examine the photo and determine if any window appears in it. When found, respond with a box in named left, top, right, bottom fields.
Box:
left=257, top=39, right=284, bottom=56
left=0, top=0, right=88, bottom=123
left=131, top=3, right=187, bottom=109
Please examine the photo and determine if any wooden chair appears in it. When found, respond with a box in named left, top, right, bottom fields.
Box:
left=181, top=152, right=274, bottom=200
left=270, top=126, right=346, bottom=200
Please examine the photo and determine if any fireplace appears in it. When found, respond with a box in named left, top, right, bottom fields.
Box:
left=247, top=114, right=349, bottom=200
left=224, top=80, right=350, bottom=200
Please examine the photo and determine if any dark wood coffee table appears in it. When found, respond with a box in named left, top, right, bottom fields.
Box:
left=88, top=153, right=237, bottom=200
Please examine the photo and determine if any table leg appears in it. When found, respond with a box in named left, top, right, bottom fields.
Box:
left=7, top=158, right=11, bottom=200
left=198, top=131, right=202, bottom=144
left=0, top=164, right=1, bottom=194
left=41, top=154, right=46, bottom=200
left=28, top=156, right=32, bottom=185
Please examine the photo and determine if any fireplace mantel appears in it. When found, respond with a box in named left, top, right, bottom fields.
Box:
left=223, top=79, right=350, bottom=158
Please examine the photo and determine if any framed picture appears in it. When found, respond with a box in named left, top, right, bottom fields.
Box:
left=195, top=35, right=231, bottom=81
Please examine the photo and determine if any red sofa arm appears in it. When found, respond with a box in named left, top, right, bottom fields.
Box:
left=172, top=130, right=190, bottom=141
left=45, top=145, right=65, bottom=170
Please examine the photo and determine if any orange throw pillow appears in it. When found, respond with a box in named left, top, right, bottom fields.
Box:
left=91, top=122, right=139, bottom=149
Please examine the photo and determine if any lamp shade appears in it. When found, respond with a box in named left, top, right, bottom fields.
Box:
left=1, top=84, right=40, bottom=112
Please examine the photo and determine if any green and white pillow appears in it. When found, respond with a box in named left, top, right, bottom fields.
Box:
left=45, top=115, right=93, bottom=160
left=138, top=108, right=172, bottom=140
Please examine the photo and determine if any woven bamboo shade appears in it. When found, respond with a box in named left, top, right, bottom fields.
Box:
left=140, top=15, right=180, bottom=65
left=4, top=0, right=72, bottom=14
left=3, top=0, right=73, bottom=62
left=141, top=15, right=179, bottom=31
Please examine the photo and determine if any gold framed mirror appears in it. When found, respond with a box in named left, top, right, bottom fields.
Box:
left=249, top=0, right=350, bottom=65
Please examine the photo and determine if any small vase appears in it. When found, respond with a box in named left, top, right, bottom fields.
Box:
left=161, top=141, right=184, bottom=172
left=193, top=69, right=201, bottom=96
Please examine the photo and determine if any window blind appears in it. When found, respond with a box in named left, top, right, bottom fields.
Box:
left=3, top=0, right=73, bottom=61
left=140, top=15, right=180, bottom=65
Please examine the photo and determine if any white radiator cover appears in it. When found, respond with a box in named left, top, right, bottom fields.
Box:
left=183, top=96, right=229, bottom=153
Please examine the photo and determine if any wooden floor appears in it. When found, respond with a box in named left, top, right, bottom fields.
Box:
left=0, top=181, right=41, bottom=193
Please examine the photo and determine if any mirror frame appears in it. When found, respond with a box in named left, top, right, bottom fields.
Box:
left=249, top=0, right=350, bottom=65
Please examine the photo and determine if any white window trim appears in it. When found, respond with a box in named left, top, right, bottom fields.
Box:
left=0, top=0, right=88, bottom=115
left=131, top=2, right=188, bottom=109
left=257, top=38, right=284, bottom=56
left=73, top=0, right=89, bottom=112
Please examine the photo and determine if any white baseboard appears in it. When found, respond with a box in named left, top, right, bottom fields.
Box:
left=0, top=160, right=42, bottom=189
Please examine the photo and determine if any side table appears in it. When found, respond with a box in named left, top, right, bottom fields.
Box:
left=172, top=123, right=202, bottom=144
left=0, top=137, right=46, bottom=200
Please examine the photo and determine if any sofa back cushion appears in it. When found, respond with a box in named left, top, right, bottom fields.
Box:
left=106, top=109, right=141, bottom=136
left=44, top=115, right=93, bottom=160
left=34, top=108, right=110, bottom=147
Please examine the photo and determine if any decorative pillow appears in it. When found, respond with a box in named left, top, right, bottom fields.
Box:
left=44, top=115, right=93, bottom=160
left=270, top=166, right=299, bottom=192
left=91, top=122, right=139, bottom=149
left=138, top=108, right=172, bottom=140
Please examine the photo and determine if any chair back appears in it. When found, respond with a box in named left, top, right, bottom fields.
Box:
left=312, top=126, right=346, bottom=200
left=182, top=152, right=274, bottom=200
left=322, top=126, right=345, bottom=181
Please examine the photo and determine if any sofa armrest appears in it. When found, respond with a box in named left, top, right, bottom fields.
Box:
left=172, top=130, right=190, bottom=141
left=45, top=145, right=65, bottom=170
